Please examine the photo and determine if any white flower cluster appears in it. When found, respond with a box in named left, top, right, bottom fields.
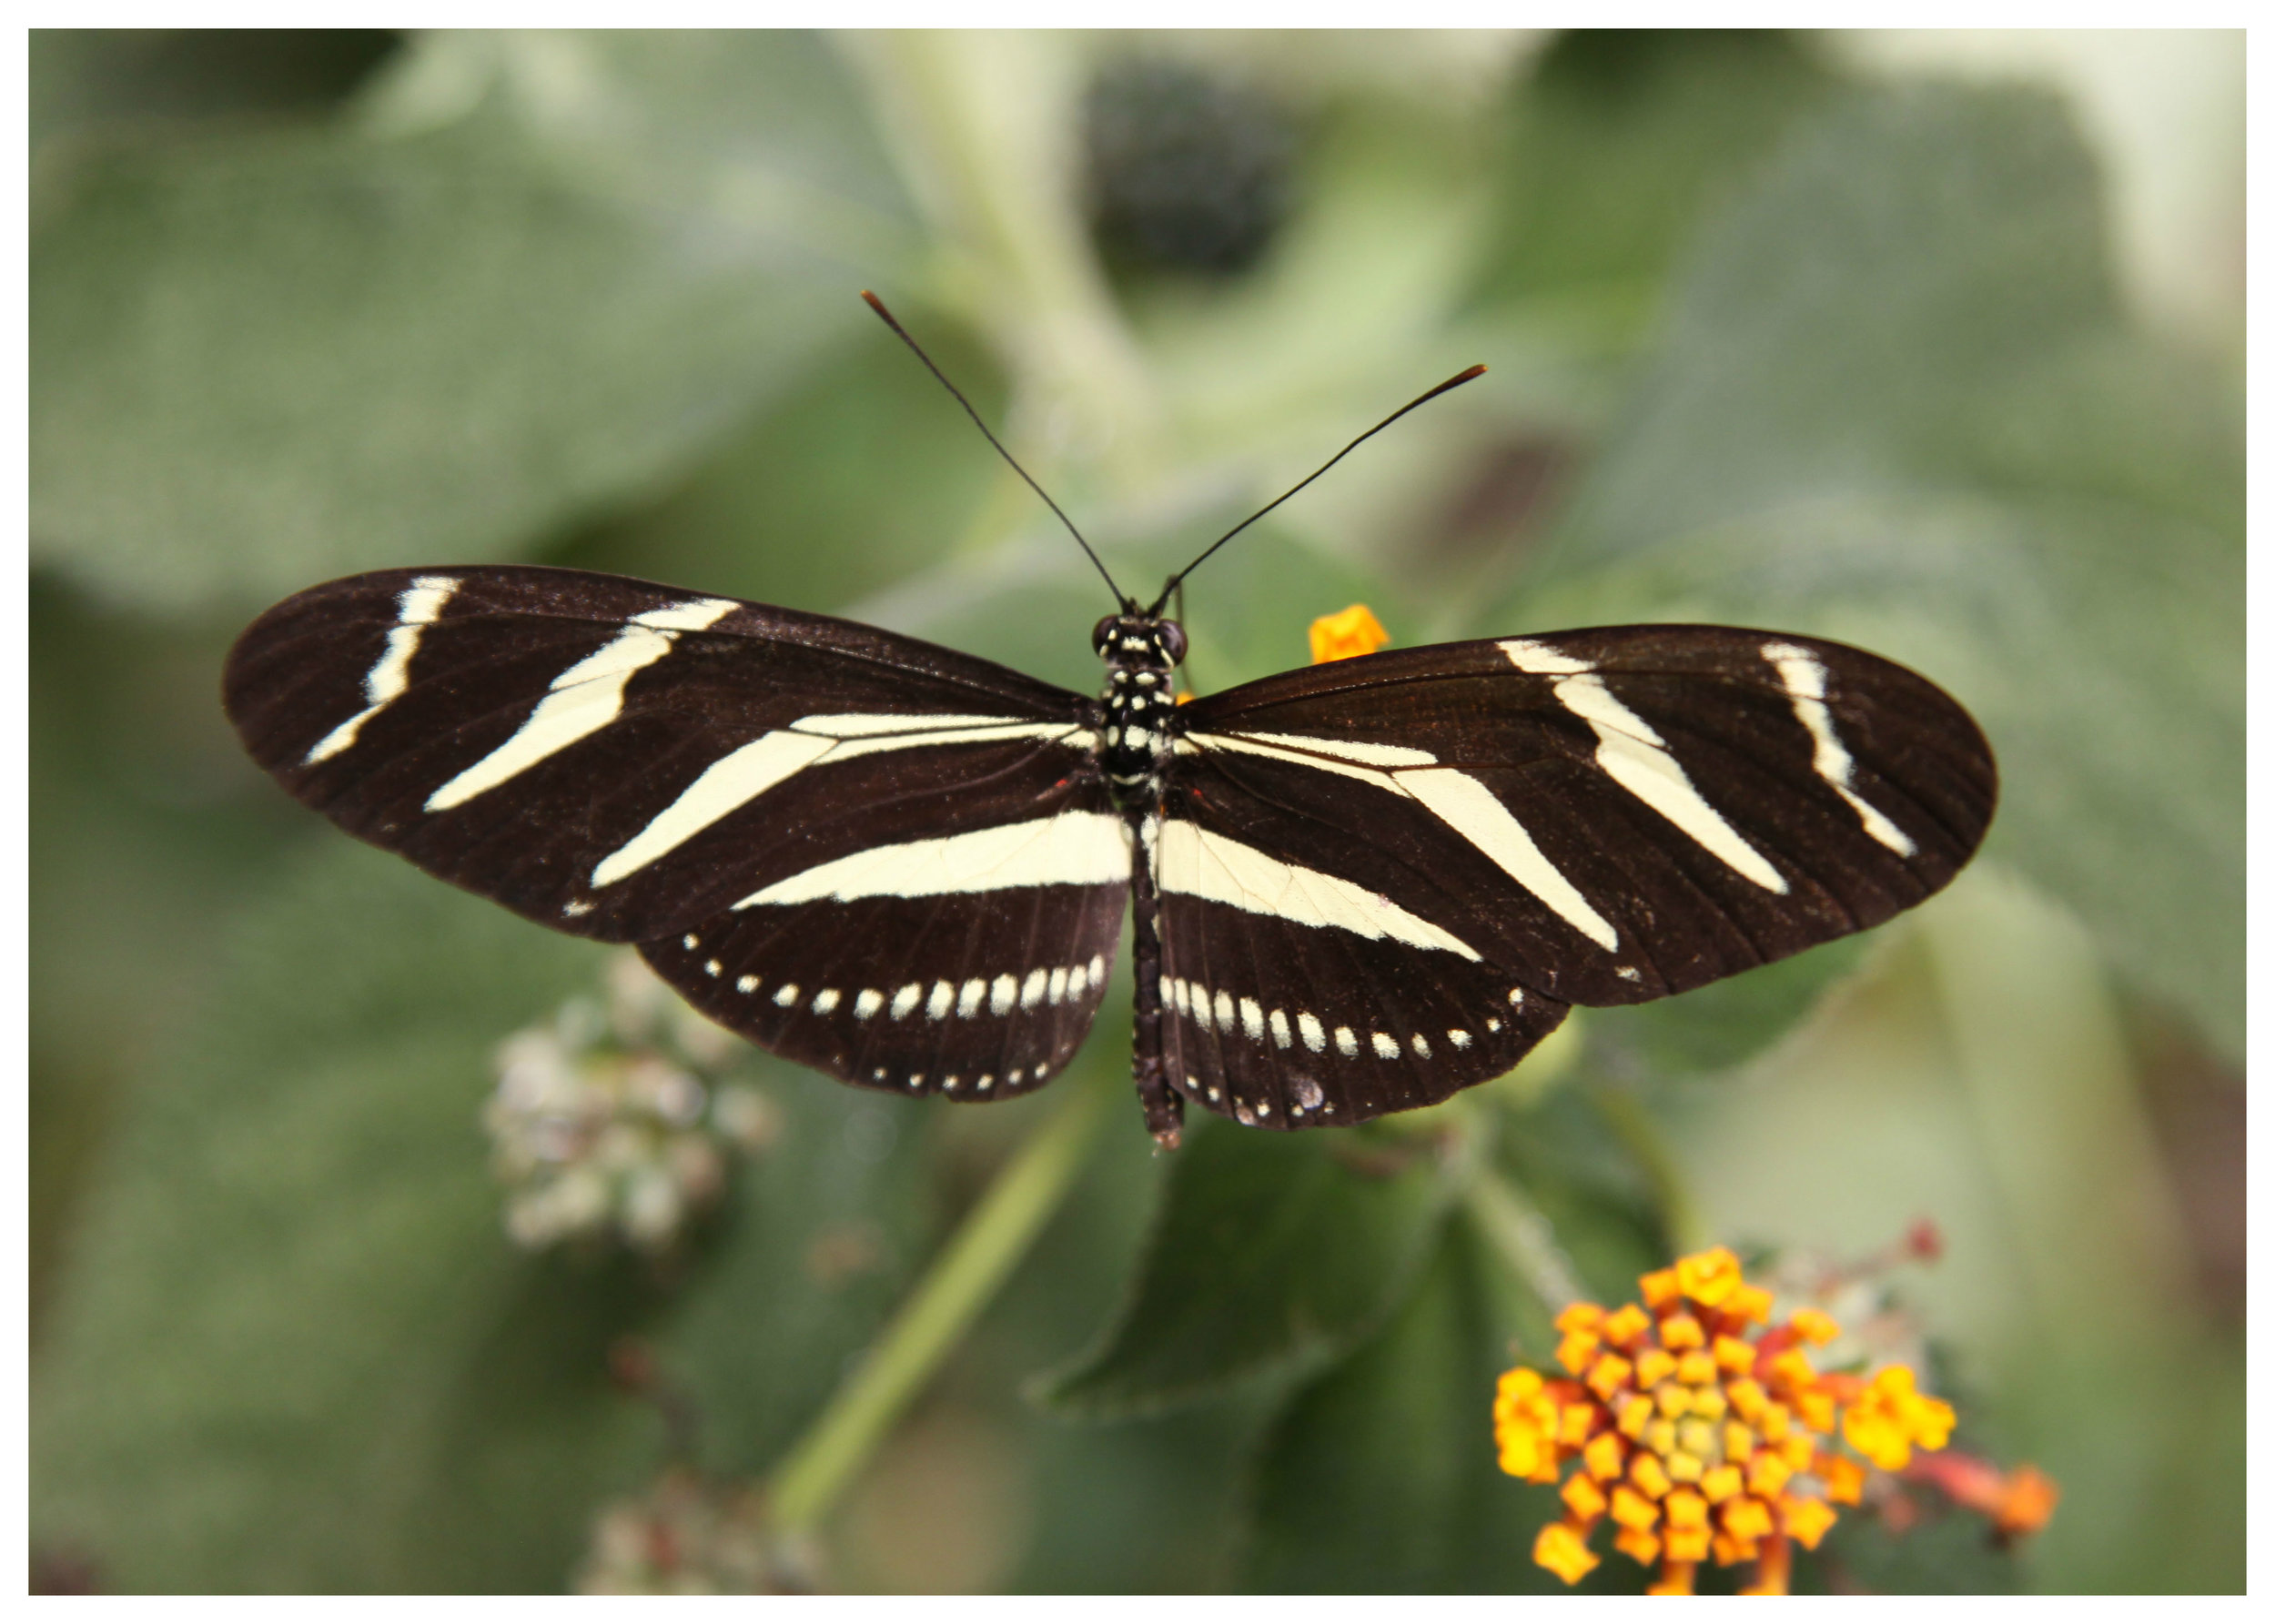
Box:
left=576, top=1468, right=787, bottom=1594
left=484, top=953, right=780, bottom=1251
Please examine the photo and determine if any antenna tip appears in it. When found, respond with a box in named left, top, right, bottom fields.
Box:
left=1456, top=363, right=1487, bottom=382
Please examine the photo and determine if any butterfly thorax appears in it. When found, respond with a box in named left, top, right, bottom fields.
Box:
left=1093, top=612, right=1186, bottom=810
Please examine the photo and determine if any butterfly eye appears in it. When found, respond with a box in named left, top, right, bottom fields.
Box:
left=1157, top=621, right=1188, bottom=664
left=1093, top=616, right=1120, bottom=655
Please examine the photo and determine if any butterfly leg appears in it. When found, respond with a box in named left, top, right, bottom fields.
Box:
left=1127, top=825, right=1185, bottom=1149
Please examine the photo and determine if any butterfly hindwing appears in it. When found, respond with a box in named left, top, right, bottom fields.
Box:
left=223, top=566, right=1106, bottom=943
left=642, top=876, right=1125, bottom=1104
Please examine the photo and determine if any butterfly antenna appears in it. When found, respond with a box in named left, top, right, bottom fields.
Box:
left=862, top=291, right=1134, bottom=611
left=1146, top=364, right=1486, bottom=617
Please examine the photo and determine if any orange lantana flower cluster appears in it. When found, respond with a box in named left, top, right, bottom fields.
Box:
left=1494, top=1247, right=1957, bottom=1596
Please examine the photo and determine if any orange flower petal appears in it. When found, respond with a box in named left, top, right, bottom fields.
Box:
left=1614, top=1525, right=1662, bottom=1568
left=1661, top=1313, right=1706, bottom=1351
left=1553, top=1302, right=1606, bottom=1336
left=1789, top=1307, right=1840, bottom=1345
left=1630, top=1452, right=1673, bottom=1500
left=1583, top=1432, right=1625, bottom=1482
left=1603, top=1303, right=1653, bottom=1346
left=1533, top=1519, right=1600, bottom=1586
left=1610, top=1485, right=1660, bottom=1531
left=1780, top=1495, right=1838, bottom=1550
left=1674, top=1247, right=1744, bottom=1308
left=1562, top=1472, right=1608, bottom=1523
left=1308, top=604, right=1391, bottom=665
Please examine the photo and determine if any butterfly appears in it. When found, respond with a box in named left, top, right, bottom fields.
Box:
left=223, top=297, right=1997, bottom=1147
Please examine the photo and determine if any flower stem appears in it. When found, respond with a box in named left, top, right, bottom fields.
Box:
left=767, top=1067, right=1112, bottom=1534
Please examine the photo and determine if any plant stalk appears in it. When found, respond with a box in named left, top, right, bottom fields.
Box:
left=767, top=1067, right=1111, bottom=1534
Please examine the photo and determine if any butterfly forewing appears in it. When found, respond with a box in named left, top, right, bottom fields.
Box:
left=224, top=567, right=1101, bottom=943
left=1156, top=624, right=1993, bottom=1124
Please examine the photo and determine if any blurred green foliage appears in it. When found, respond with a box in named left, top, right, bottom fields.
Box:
left=30, top=29, right=2240, bottom=1594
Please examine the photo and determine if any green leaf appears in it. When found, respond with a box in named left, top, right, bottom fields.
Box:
left=1467, top=30, right=1837, bottom=338
left=1500, top=84, right=2242, bottom=1058
left=557, top=311, right=1008, bottom=617
left=31, top=28, right=399, bottom=153
left=31, top=842, right=934, bottom=1590
left=32, top=31, right=916, bottom=616
left=1035, top=1116, right=1449, bottom=1417
left=1589, top=934, right=1869, bottom=1077
left=1236, top=1222, right=1585, bottom=1593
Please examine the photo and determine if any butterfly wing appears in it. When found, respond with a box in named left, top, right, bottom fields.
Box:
left=1154, top=624, right=1996, bottom=1126
left=225, top=565, right=1127, bottom=1100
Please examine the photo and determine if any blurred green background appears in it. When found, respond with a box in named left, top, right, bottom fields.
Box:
left=29, top=29, right=2242, bottom=1593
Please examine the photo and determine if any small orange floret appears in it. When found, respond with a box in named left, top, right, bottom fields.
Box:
left=1663, top=1488, right=1709, bottom=1530
left=1714, top=1335, right=1757, bottom=1377
left=1614, top=1525, right=1661, bottom=1567
left=1630, top=1452, right=1673, bottom=1500
left=1993, top=1465, right=2061, bottom=1537
left=1746, top=1451, right=1794, bottom=1500
left=1639, top=1268, right=1681, bottom=1310
left=1583, top=1432, right=1625, bottom=1482
left=1663, top=1525, right=1711, bottom=1565
left=1615, top=1395, right=1655, bottom=1439
left=1723, top=1495, right=1775, bottom=1541
left=1633, top=1347, right=1677, bottom=1389
left=1585, top=1353, right=1633, bottom=1401
left=1780, top=1495, right=1838, bottom=1549
left=1767, top=1348, right=1817, bottom=1391
left=1562, top=1472, right=1608, bottom=1522
left=1660, top=1313, right=1705, bottom=1351
left=1843, top=1365, right=1955, bottom=1470
left=1308, top=604, right=1391, bottom=664
left=1699, top=1464, right=1744, bottom=1505
left=1790, top=1306, right=1840, bottom=1345
left=1555, top=1329, right=1600, bottom=1375
left=1498, top=1367, right=1544, bottom=1403
left=1533, top=1519, right=1600, bottom=1586
left=1819, top=1454, right=1865, bottom=1506
left=1674, top=1246, right=1744, bottom=1307
left=1602, top=1303, right=1653, bottom=1345
left=1554, top=1301, right=1605, bottom=1336
left=1726, top=1285, right=1774, bottom=1324
left=1610, top=1484, right=1660, bottom=1530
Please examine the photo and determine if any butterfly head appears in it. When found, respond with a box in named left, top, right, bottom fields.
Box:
left=1092, top=614, right=1187, bottom=671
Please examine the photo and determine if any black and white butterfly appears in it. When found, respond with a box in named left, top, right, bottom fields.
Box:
left=223, top=302, right=1996, bottom=1147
